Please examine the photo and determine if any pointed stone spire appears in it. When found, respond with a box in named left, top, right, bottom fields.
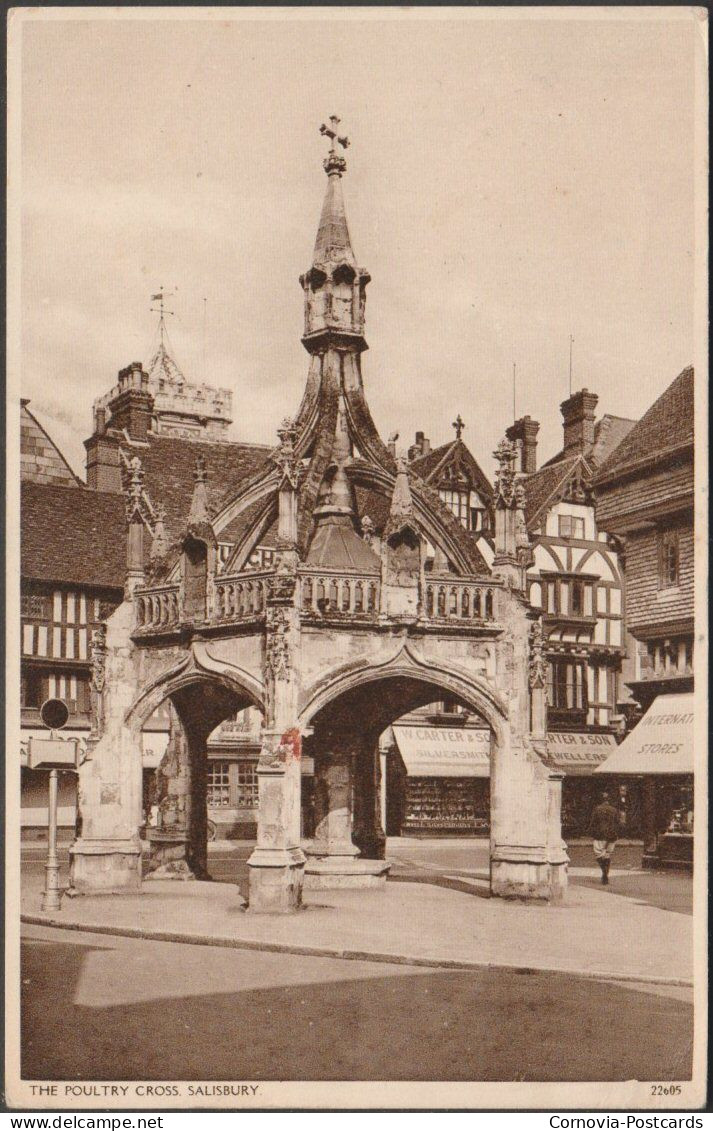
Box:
left=150, top=503, right=169, bottom=562
left=386, top=455, right=416, bottom=531
left=301, top=117, right=370, bottom=354
left=187, top=454, right=211, bottom=525
left=126, top=455, right=145, bottom=522
left=381, top=455, right=422, bottom=620
left=125, top=455, right=146, bottom=596
left=313, top=157, right=356, bottom=267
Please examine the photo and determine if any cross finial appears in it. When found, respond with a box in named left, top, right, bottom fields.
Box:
left=320, top=115, right=349, bottom=176
left=452, top=414, right=465, bottom=441
left=320, top=115, right=349, bottom=154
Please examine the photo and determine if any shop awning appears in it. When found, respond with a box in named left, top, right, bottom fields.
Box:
left=392, top=726, right=490, bottom=778
left=547, top=732, right=617, bottom=777
left=594, top=693, right=694, bottom=775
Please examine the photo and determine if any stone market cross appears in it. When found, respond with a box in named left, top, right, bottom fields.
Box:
left=70, top=122, right=568, bottom=913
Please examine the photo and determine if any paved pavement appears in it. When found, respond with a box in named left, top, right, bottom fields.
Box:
left=21, top=838, right=693, bottom=985
left=21, top=836, right=693, bottom=915
left=21, top=922, right=693, bottom=1082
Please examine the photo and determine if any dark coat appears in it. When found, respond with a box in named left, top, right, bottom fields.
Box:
left=589, top=801, right=619, bottom=841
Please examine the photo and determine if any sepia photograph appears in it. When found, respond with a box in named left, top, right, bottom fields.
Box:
left=5, top=5, right=708, bottom=1113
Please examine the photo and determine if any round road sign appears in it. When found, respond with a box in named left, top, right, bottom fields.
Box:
left=40, top=698, right=70, bottom=731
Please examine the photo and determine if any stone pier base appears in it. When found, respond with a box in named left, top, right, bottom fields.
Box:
left=304, top=856, right=391, bottom=890
left=491, top=846, right=568, bottom=903
left=69, top=838, right=142, bottom=894
left=247, top=847, right=306, bottom=913
left=144, top=829, right=197, bottom=881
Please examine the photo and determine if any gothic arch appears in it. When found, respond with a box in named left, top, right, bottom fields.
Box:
left=125, top=650, right=264, bottom=732
left=298, top=645, right=508, bottom=743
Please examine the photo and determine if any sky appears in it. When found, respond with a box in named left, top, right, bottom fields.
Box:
left=17, top=9, right=703, bottom=479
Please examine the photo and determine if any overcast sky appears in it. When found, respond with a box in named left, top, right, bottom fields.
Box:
left=18, top=10, right=702, bottom=478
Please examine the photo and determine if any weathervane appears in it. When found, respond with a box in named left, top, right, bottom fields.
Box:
left=150, top=288, right=176, bottom=349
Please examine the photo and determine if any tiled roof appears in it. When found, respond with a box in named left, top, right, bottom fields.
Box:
left=21, top=402, right=82, bottom=488
left=589, top=415, right=637, bottom=468
left=594, top=367, right=694, bottom=482
left=22, top=481, right=126, bottom=589
left=306, top=516, right=381, bottom=571
left=121, top=434, right=272, bottom=545
left=521, top=454, right=585, bottom=528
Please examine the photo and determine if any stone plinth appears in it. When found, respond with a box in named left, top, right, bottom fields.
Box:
left=490, top=846, right=568, bottom=903
left=247, top=846, right=306, bottom=914
left=304, top=857, right=390, bottom=890
left=144, top=828, right=196, bottom=881
left=69, top=838, right=142, bottom=894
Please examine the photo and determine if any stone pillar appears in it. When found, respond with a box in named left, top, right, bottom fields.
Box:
left=247, top=555, right=306, bottom=913
left=145, top=708, right=197, bottom=881
left=489, top=725, right=568, bottom=903
left=488, top=597, right=568, bottom=903
left=352, top=737, right=386, bottom=860
left=311, top=749, right=359, bottom=858
left=69, top=602, right=143, bottom=893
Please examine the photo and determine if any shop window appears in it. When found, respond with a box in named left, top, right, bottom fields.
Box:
left=558, top=515, right=585, bottom=539
left=207, top=761, right=231, bottom=808
left=659, top=531, right=679, bottom=588
left=236, top=762, right=258, bottom=808
left=547, top=660, right=586, bottom=711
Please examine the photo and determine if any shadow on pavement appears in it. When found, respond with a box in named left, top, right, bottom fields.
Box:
left=22, top=935, right=692, bottom=1083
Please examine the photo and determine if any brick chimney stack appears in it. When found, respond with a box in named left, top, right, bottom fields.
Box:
left=408, top=431, right=431, bottom=461
left=108, top=363, right=154, bottom=442
left=505, top=415, right=539, bottom=474
left=85, top=363, right=155, bottom=492
left=561, top=389, right=598, bottom=455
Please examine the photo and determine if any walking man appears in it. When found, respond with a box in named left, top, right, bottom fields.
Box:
left=589, top=790, right=619, bottom=885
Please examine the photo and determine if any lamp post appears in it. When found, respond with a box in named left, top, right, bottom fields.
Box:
left=27, top=698, right=79, bottom=913
left=42, top=768, right=61, bottom=912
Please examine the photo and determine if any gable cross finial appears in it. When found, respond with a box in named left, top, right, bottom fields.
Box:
left=452, top=414, right=465, bottom=441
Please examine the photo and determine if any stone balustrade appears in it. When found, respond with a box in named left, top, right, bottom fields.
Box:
left=135, top=584, right=181, bottom=631
left=213, top=570, right=272, bottom=622
left=424, top=578, right=499, bottom=623
left=135, top=570, right=500, bottom=633
left=299, top=569, right=381, bottom=619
